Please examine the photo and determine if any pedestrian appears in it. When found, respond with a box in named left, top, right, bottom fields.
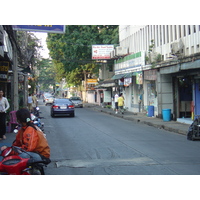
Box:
left=32, top=93, right=38, bottom=112
left=27, top=93, right=33, bottom=112
left=118, top=93, right=125, bottom=114
left=0, top=90, right=10, bottom=140
left=0, top=108, right=51, bottom=163
left=114, top=93, right=119, bottom=114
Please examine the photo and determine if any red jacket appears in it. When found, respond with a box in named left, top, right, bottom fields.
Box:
left=13, top=126, right=50, bottom=158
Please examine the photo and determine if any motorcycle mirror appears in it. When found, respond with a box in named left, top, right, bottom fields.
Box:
left=13, top=129, right=18, bottom=134
left=36, top=107, right=40, bottom=111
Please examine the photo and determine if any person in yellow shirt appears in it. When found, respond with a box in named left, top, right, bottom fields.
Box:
left=117, top=93, right=124, bottom=114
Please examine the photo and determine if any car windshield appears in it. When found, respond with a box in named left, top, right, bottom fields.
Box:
left=70, top=97, right=81, bottom=100
left=55, top=99, right=71, bottom=104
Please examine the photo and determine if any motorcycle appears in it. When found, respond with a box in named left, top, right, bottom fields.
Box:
left=31, top=113, right=44, bottom=133
left=0, top=146, right=50, bottom=175
left=33, top=106, right=40, bottom=117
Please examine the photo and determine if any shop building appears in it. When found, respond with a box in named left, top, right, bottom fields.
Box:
left=111, top=25, right=200, bottom=121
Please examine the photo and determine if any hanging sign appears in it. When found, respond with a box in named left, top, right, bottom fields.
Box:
left=92, top=45, right=114, bottom=59
left=124, top=78, right=132, bottom=86
left=0, top=61, right=9, bottom=82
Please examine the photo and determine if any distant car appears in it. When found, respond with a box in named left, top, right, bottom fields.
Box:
left=43, top=93, right=51, bottom=102
left=69, top=96, right=83, bottom=108
left=51, top=98, right=75, bottom=117
left=44, top=95, right=54, bottom=106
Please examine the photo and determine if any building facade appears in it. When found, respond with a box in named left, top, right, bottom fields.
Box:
left=112, top=25, right=200, bottom=121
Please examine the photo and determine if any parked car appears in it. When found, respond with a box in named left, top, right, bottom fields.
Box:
left=44, top=95, right=54, bottom=106
left=51, top=98, right=75, bottom=117
left=69, top=96, right=83, bottom=108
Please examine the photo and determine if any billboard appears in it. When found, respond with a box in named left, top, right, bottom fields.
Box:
left=92, top=45, right=114, bottom=59
left=12, top=25, right=65, bottom=34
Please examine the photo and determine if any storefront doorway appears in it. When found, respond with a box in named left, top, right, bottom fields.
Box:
left=178, top=76, right=192, bottom=118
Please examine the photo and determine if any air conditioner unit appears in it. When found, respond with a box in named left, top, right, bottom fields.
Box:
left=171, top=39, right=184, bottom=55
left=115, top=46, right=128, bottom=56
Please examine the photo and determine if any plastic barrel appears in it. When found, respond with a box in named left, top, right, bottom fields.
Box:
left=162, top=109, right=171, bottom=121
left=148, top=106, right=154, bottom=117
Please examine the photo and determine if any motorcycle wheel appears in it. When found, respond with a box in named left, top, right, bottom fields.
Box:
left=27, top=167, right=44, bottom=175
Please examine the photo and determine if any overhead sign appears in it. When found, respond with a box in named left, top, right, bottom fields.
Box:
left=92, top=45, right=114, bottom=59
left=12, top=25, right=65, bottom=34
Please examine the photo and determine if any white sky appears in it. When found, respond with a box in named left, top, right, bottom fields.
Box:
left=34, top=32, right=50, bottom=58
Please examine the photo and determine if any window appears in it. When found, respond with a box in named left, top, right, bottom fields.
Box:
left=166, top=25, right=169, bottom=43
left=188, top=25, right=191, bottom=35
left=162, top=26, right=165, bottom=44
left=160, top=25, right=162, bottom=45
left=193, top=25, right=196, bottom=33
left=156, top=25, right=159, bottom=46
left=179, top=25, right=181, bottom=38
left=183, top=25, right=186, bottom=36
left=170, top=25, right=173, bottom=42
left=174, top=25, right=177, bottom=40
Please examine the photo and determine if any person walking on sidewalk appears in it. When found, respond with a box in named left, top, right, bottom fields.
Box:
left=114, top=93, right=119, bottom=114
left=118, top=93, right=124, bottom=114
left=27, top=93, right=33, bottom=112
left=0, top=90, right=10, bottom=140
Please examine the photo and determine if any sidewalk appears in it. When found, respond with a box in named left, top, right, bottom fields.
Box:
left=84, top=103, right=190, bottom=136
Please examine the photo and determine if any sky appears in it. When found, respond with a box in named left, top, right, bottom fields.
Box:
left=34, top=32, right=49, bottom=58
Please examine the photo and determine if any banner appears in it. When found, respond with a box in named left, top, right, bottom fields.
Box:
left=12, top=25, right=65, bottom=34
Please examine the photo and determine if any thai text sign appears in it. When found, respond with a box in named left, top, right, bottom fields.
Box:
left=12, top=25, right=65, bottom=33
left=87, top=79, right=98, bottom=84
left=0, top=61, right=9, bottom=82
left=92, top=45, right=114, bottom=59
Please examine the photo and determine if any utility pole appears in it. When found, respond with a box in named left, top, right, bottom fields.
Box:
left=12, top=31, right=19, bottom=111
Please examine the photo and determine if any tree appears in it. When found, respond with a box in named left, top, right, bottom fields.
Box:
left=46, top=25, right=119, bottom=86
left=37, top=58, right=56, bottom=91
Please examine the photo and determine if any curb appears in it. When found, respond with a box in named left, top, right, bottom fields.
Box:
left=87, top=106, right=188, bottom=136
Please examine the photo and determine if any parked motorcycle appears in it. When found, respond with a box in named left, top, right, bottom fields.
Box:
left=0, top=146, right=50, bottom=175
left=33, top=106, right=40, bottom=117
left=31, top=113, right=44, bottom=133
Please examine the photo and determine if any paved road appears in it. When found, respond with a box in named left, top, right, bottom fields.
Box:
left=38, top=100, right=200, bottom=175
left=1, top=99, right=200, bottom=175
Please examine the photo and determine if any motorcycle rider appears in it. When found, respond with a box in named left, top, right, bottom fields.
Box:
left=1, top=108, right=50, bottom=164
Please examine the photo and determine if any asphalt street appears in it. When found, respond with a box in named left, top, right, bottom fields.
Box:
left=1, top=99, right=200, bottom=175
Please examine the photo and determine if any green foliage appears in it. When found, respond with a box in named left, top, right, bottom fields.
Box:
left=37, top=58, right=56, bottom=91
left=46, top=25, right=119, bottom=86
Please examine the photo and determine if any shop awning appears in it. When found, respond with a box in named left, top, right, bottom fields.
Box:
left=95, top=79, right=116, bottom=88
left=124, top=72, right=133, bottom=78
left=111, top=74, right=124, bottom=80
left=112, top=72, right=134, bottom=80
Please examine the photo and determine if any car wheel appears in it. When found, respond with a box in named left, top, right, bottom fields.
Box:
left=51, top=112, right=55, bottom=117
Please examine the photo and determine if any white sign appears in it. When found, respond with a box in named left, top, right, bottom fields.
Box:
left=92, top=45, right=114, bottom=59
left=124, top=78, right=132, bottom=86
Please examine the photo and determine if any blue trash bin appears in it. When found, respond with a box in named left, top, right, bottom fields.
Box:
left=148, top=106, right=154, bottom=117
left=162, top=109, right=171, bottom=121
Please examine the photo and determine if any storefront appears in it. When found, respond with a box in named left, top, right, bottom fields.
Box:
left=143, top=69, right=157, bottom=116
